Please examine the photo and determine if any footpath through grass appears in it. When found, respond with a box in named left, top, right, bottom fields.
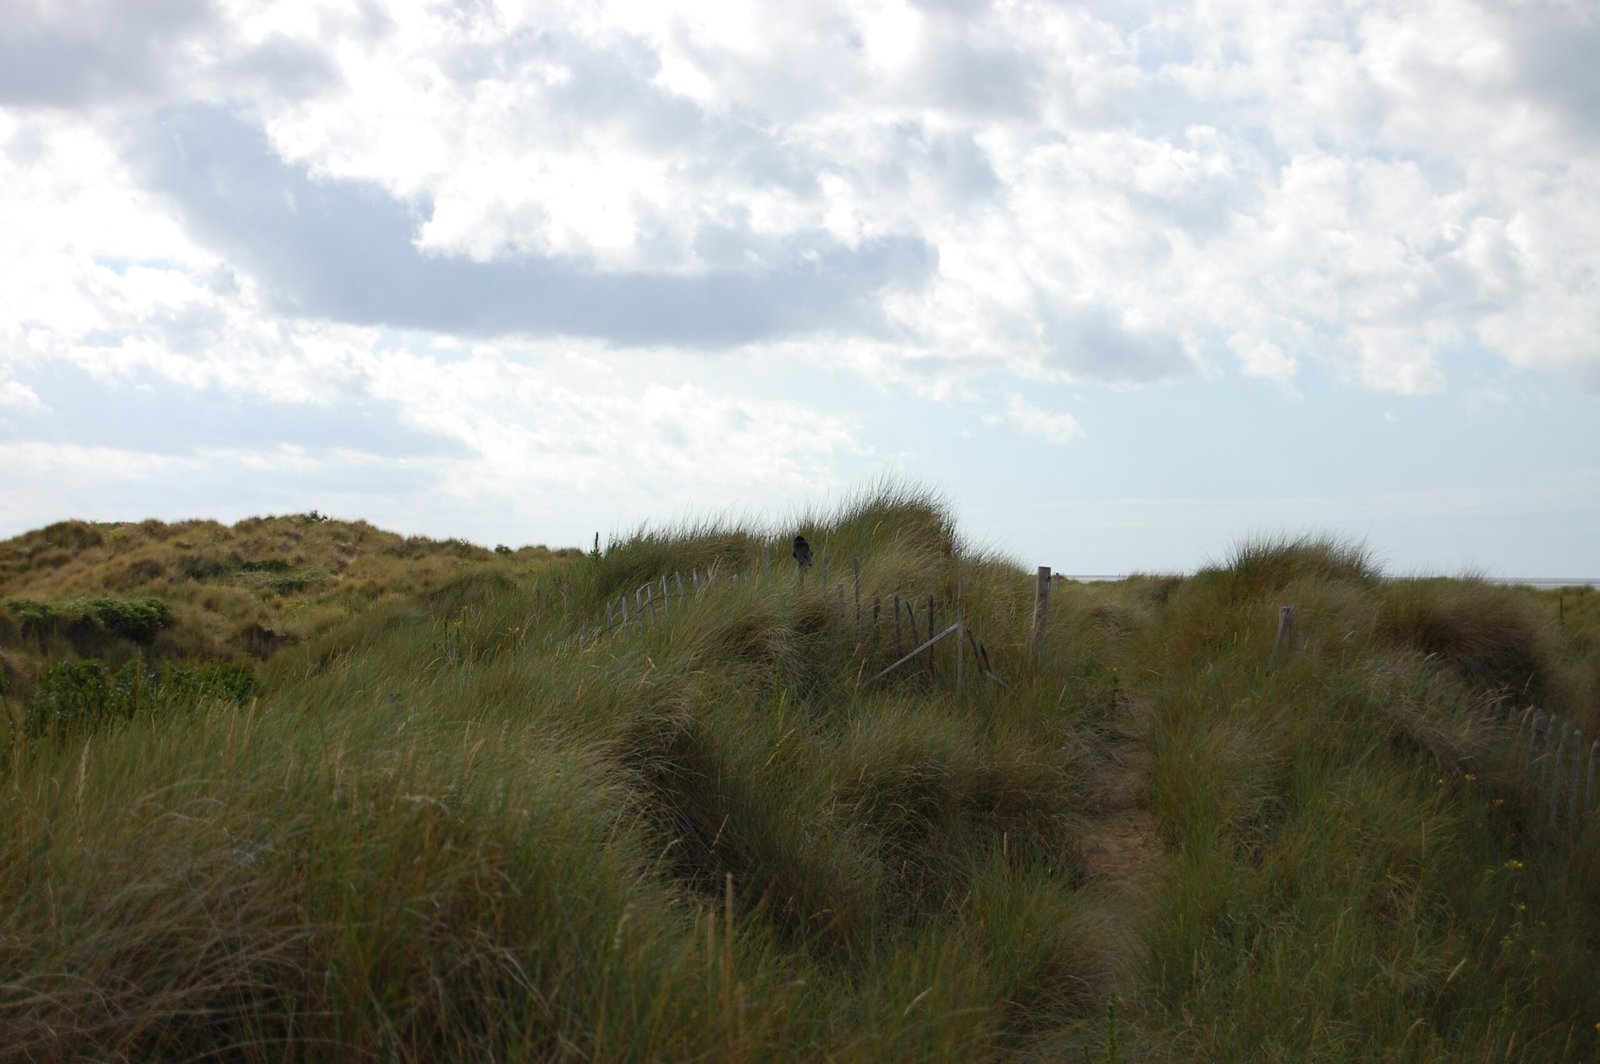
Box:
left=1, top=496, right=1597, bottom=1061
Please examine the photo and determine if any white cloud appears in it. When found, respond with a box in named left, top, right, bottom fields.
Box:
left=988, top=393, right=1084, bottom=446
left=7, top=0, right=1597, bottom=397
left=1, top=0, right=1598, bottom=567
left=1227, top=332, right=1296, bottom=383
left=0, top=376, right=41, bottom=408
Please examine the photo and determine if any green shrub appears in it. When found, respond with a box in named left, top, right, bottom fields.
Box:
left=179, top=552, right=240, bottom=580
left=17, top=657, right=257, bottom=743
left=4, top=596, right=170, bottom=653
left=238, top=558, right=293, bottom=574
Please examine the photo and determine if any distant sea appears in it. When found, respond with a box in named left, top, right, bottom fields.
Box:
left=1490, top=578, right=1600, bottom=591
left=1061, top=574, right=1600, bottom=590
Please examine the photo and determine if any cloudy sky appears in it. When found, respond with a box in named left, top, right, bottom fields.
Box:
left=2, top=0, right=1597, bottom=576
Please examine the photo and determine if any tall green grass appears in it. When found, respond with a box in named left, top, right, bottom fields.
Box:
left=1132, top=536, right=1600, bottom=1062
left=1, top=485, right=1119, bottom=1061
left=3, top=513, right=1598, bottom=1060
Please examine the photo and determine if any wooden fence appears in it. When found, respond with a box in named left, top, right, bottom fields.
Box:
left=575, top=550, right=1021, bottom=690
left=1274, top=602, right=1598, bottom=830
left=1517, top=707, right=1599, bottom=831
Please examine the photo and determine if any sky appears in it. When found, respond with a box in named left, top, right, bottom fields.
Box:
left=1, top=0, right=1597, bottom=578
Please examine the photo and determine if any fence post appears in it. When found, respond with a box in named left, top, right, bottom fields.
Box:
left=1032, top=566, right=1051, bottom=665
left=1589, top=740, right=1598, bottom=816
left=1275, top=606, right=1295, bottom=656
left=1551, top=722, right=1568, bottom=828
left=619, top=594, right=630, bottom=635
left=1530, top=712, right=1548, bottom=788
left=606, top=600, right=615, bottom=635
left=926, top=596, right=936, bottom=678
left=660, top=575, right=670, bottom=615
left=955, top=579, right=965, bottom=698
left=853, top=558, right=861, bottom=631
left=893, top=593, right=903, bottom=657
left=872, top=595, right=881, bottom=652
left=1571, top=729, right=1584, bottom=827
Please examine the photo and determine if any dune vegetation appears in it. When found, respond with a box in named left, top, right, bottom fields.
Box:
left=1, top=487, right=1597, bottom=1061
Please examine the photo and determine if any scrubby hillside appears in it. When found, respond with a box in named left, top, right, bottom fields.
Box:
left=0, top=514, right=580, bottom=679
left=1, top=494, right=1597, bottom=1061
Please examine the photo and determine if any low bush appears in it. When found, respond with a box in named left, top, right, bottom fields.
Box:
left=15, top=658, right=258, bottom=744
left=3, top=595, right=171, bottom=649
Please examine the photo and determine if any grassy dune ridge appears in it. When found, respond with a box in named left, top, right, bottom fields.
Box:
left=1, top=493, right=1597, bottom=1060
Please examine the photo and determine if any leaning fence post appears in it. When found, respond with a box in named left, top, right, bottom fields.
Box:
left=605, top=600, right=615, bottom=635
left=1032, top=566, right=1051, bottom=665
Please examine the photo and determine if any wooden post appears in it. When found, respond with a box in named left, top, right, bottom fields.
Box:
left=619, top=594, right=630, bottom=634
left=1530, top=712, right=1548, bottom=784
left=1275, top=606, right=1295, bottom=655
left=1550, top=722, right=1568, bottom=827
left=872, top=595, right=881, bottom=651
left=1572, top=729, right=1585, bottom=827
left=580, top=621, right=589, bottom=644
left=1589, top=740, right=1598, bottom=816
left=893, top=593, right=903, bottom=657
left=853, top=558, right=861, bottom=630
left=1032, top=566, right=1051, bottom=665
left=660, top=575, right=670, bottom=614
left=606, top=600, right=615, bottom=634
left=861, top=621, right=963, bottom=686
left=955, top=578, right=965, bottom=698
left=676, top=571, right=686, bottom=602
left=926, top=596, right=936, bottom=678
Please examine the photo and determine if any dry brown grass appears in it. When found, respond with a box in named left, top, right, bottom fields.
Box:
left=0, top=515, right=582, bottom=676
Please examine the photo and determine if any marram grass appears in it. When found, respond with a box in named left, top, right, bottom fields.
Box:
left=2, top=507, right=1598, bottom=1061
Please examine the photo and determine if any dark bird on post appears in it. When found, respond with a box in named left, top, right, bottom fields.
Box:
left=792, top=535, right=813, bottom=569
